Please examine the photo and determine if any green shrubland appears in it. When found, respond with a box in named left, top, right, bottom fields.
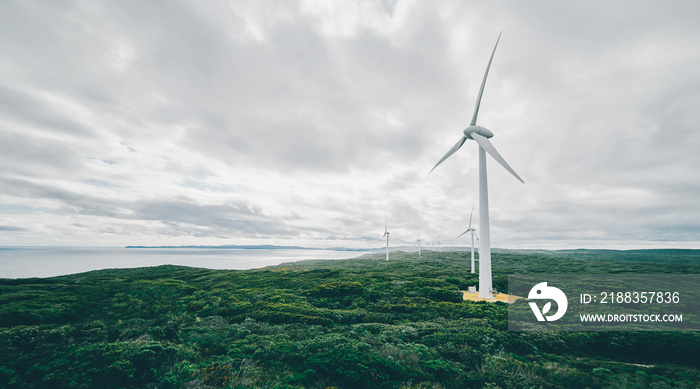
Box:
left=0, top=249, right=699, bottom=388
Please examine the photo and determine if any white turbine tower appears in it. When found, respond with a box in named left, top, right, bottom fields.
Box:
left=382, top=221, right=390, bottom=261
left=457, top=206, right=478, bottom=274
left=430, top=32, right=524, bottom=299
left=416, top=234, right=422, bottom=256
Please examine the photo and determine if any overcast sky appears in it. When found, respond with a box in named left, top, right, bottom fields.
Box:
left=1, top=0, right=699, bottom=249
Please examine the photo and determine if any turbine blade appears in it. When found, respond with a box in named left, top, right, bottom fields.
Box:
left=471, top=133, right=524, bottom=183
left=470, top=32, right=502, bottom=126
left=429, top=136, right=467, bottom=173
left=456, top=230, right=469, bottom=239
left=468, top=206, right=474, bottom=229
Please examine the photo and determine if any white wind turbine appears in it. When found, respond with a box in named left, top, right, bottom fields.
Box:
left=382, top=221, right=390, bottom=261
left=430, top=32, right=524, bottom=299
left=416, top=234, right=422, bottom=255
left=456, top=206, right=478, bottom=274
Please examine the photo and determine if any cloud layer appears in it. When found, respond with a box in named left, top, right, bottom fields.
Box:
left=1, top=0, right=699, bottom=248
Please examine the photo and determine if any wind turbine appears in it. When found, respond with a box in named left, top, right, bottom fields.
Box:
left=382, top=221, right=390, bottom=261
left=457, top=206, right=478, bottom=274
left=430, top=32, right=524, bottom=299
left=416, top=234, right=422, bottom=255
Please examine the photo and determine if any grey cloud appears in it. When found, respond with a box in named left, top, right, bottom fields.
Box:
left=0, top=130, right=83, bottom=177
left=131, top=198, right=289, bottom=236
left=0, top=225, right=25, bottom=232
left=169, top=6, right=455, bottom=173
left=3, top=1, right=457, bottom=176
left=0, top=177, right=126, bottom=219
left=0, top=176, right=310, bottom=239
left=1, top=1, right=699, bottom=247
left=0, top=83, right=94, bottom=137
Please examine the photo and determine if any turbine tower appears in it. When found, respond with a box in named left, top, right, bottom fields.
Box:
left=416, top=234, right=422, bottom=256
left=430, top=32, right=524, bottom=299
left=457, top=206, right=478, bottom=274
left=382, top=221, right=390, bottom=261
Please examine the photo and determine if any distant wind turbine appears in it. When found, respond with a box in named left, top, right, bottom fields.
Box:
left=457, top=206, right=478, bottom=274
left=416, top=234, right=422, bottom=256
left=382, top=221, right=390, bottom=261
left=430, top=32, right=524, bottom=299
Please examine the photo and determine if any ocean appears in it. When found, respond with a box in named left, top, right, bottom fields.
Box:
left=0, top=247, right=370, bottom=279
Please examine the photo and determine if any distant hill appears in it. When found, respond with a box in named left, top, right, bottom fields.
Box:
left=491, top=248, right=700, bottom=264
left=125, top=244, right=370, bottom=251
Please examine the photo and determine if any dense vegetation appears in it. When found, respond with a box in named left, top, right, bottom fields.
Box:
left=1, top=249, right=699, bottom=388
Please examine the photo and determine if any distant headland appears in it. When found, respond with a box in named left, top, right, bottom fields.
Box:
left=124, top=244, right=370, bottom=251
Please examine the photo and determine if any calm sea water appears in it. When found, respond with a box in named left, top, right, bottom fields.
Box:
left=0, top=247, right=370, bottom=279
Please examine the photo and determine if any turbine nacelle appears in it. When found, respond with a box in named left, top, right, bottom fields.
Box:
left=464, top=125, right=493, bottom=139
